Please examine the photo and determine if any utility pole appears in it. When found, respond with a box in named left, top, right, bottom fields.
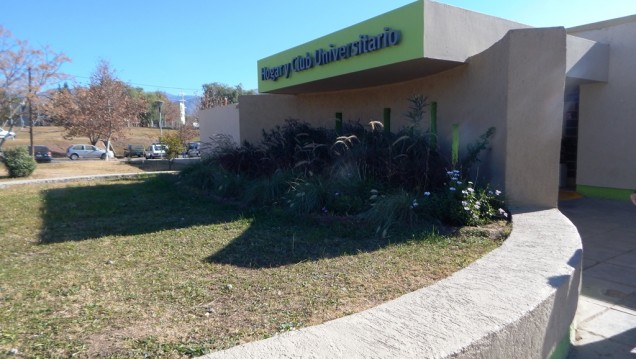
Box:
left=28, top=67, right=34, bottom=160
left=155, top=100, right=163, bottom=139
left=106, top=100, right=112, bottom=161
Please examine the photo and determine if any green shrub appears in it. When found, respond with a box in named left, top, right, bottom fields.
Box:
left=2, top=146, right=37, bottom=178
left=359, top=189, right=420, bottom=237
left=424, top=170, right=508, bottom=226
left=262, top=119, right=333, bottom=173
left=179, top=159, right=245, bottom=198
left=321, top=165, right=378, bottom=215
left=282, top=176, right=328, bottom=215
left=180, top=95, right=508, bottom=232
left=179, top=159, right=218, bottom=191
left=242, top=169, right=295, bottom=207
left=161, top=133, right=186, bottom=161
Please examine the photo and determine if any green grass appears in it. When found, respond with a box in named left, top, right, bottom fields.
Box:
left=0, top=174, right=507, bottom=358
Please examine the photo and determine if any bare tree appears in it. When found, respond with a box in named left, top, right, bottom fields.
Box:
left=48, top=60, right=146, bottom=160
left=0, top=25, right=70, bottom=150
left=176, top=121, right=199, bottom=145
left=156, top=95, right=180, bottom=130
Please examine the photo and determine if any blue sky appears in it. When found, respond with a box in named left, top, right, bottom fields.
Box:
left=2, top=0, right=635, bottom=96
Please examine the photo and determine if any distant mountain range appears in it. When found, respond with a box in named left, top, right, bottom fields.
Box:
left=165, top=94, right=200, bottom=115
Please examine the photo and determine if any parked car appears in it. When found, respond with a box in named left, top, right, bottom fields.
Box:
left=144, top=143, right=167, bottom=159
left=28, top=145, right=53, bottom=163
left=0, top=128, right=16, bottom=139
left=124, top=144, right=145, bottom=158
left=66, top=144, right=114, bottom=160
left=186, top=142, right=201, bottom=157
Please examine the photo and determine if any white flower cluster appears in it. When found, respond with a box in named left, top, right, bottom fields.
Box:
left=444, top=169, right=507, bottom=225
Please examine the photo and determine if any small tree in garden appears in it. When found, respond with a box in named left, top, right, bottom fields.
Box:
left=1, top=146, right=36, bottom=178
left=161, top=132, right=185, bottom=169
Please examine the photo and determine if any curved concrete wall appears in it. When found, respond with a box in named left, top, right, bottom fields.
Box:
left=200, top=208, right=582, bottom=359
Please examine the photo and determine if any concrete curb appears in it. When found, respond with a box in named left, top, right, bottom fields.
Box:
left=0, top=171, right=178, bottom=188
left=199, top=208, right=582, bottom=358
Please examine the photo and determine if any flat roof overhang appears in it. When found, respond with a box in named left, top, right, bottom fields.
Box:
left=257, top=0, right=532, bottom=94
left=257, top=1, right=426, bottom=94
left=266, top=58, right=462, bottom=94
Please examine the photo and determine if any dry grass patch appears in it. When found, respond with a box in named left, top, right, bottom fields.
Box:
left=0, top=175, right=508, bottom=358
left=0, top=125, right=195, bottom=158
left=0, top=159, right=145, bottom=180
left=0, top=125, right=200, bottom=180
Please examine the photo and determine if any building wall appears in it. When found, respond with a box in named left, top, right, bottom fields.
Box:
left=198, top=104, right=241, bottom=149
left=504, top=28, right=566, bottom=208
left=568, top=17, right=636, bottom=195
left=238, top=95, right=300, bottom=144
left=238, top=28, right=567, bottom=209
left=423, top=0, right=529, bottom=62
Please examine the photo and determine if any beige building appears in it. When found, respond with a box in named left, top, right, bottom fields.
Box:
left=567, top=16, right=636, bottom=200
left=199, top=0, right=634, bottom=208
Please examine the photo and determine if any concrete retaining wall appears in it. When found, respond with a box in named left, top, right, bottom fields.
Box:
left=200, top=208, right=582, bottom=359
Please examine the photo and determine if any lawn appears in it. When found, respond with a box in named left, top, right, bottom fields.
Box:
left=0, top=174, right=507, bottom=358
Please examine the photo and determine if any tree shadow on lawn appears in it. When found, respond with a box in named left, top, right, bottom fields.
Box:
left=204, top=214, right=412, bottom=268
left=39, top=173, right=435, bottom=268
left=38, top=174, right=239, bottom=243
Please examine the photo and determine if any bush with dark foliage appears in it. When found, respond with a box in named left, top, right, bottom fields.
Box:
left=1, top=146, right=37, bottom=178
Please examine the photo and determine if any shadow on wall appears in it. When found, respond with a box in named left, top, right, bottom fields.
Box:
left=541, top=249, right=582, bottom=358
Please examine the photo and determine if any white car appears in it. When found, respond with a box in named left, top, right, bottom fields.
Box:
left=0, top=128, right=16, bottom=139
left=145, top=143, right=167, bottom=159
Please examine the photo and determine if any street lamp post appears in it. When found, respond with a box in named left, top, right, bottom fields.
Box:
left=155, top=100, right=164, bottom=139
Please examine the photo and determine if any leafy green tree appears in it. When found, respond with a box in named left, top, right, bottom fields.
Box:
left=199, top=82, right=256, bottom=110
left=161, top=132, right=185, bottom=170
left=161, top=133, right=185, bottom=160
left=133, top=90, right=180, bottom=128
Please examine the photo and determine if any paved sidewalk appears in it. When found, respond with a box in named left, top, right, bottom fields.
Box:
left=559, top=197, right=636, bottom=358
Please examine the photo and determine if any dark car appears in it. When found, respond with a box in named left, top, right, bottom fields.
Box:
left=186, top=142, right=201, bottom=157
left=124, top=144, right=145, bottom=158
left=29, top=145, right=53, bottom=163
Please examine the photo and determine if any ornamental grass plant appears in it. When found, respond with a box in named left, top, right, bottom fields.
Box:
left=182, top=96, right=507, bottom=234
